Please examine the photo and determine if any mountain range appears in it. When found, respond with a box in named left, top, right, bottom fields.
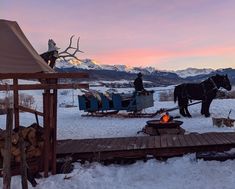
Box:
left=55, top=59, right=235, bottom=87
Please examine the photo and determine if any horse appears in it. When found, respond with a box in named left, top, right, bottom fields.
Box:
left=174, top=74, right=231, bottom=118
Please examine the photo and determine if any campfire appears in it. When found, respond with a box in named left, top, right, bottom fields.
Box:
left=143, top=115, right=184, bottom=135
left=160, top=112, right=173, bottom=123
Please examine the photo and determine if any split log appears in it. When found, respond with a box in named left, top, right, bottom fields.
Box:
left=0, top=123, right=44, bottom=164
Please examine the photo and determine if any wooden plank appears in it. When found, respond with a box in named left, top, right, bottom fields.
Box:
left=134, top=137, right=144, bottom=149
left=224, top=133, right=235, bottom=143
left=18, top=105, right=44, bottom=116
left=138, top=136, right=148, bottom=149
left=160, top=135, right=168, bottom=148
left=171, top=135, right=181, bottom=147
left=177, top=135, right=188, bottom=147
left=147, top=136, right=156, bottom=149
left=127, top=137, right=139, bottom=150
left=208, top=133, right=227, bottom=145
left=193, top=134, right=209, bottom=146
left=0, top=83, right=89, bottom=91
left=154, top=136, right=161, bottom=148
left=165, top=135, right=175, bottom=148
left=216, top=133, right=233, bottom=144
left=0, top=72, right=89, bottom=79
left=108, top=137, right=127, bottom=151
left=91, top=138, right=109, bottom=152
left=201, top=133, right=218, bottom=145
left=213, top=133, right=229, bottom=144
left=183, top=134, right=195, bottom=146
left=189, top=134, right=202, bottom=146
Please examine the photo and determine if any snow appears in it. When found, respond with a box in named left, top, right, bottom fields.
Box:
left=0, top=84, right=235, bottom=189
left=174, top=68, right=214, bottom=78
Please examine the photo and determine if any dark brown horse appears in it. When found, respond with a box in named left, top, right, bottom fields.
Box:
left=174, top=74, right=231, bottom=117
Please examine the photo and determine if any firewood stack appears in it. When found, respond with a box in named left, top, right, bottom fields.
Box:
left=0, top=123, right=44, bottom=163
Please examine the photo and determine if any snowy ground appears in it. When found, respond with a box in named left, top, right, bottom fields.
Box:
left=0, top=85, right=235, bottom=189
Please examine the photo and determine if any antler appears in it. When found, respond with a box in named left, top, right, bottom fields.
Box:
left=58, top=35, right=84, bottom=60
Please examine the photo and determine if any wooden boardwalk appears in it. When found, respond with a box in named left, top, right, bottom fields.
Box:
left=57, top=132, right=235, bottom=162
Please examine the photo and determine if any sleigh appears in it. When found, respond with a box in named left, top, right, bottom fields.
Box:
left=78, top=91, right=154, bottom=117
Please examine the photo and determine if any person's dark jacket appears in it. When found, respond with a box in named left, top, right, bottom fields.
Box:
left=134, top=77, right=144, bottom=91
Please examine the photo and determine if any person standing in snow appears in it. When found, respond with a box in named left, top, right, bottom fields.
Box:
left=134, top=72, right=145, bottom=92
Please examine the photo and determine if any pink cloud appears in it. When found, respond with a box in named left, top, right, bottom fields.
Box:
left=89, top=45, right=235, bottom=67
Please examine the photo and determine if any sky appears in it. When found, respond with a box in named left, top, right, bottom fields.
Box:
left=1, top=0, right=235, bottom=70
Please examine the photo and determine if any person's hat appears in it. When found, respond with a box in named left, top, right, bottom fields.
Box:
left=137, top=72, right=142, bottom=77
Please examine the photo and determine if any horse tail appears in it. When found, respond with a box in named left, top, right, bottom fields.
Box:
left=174, top=85, right=180, bottom=103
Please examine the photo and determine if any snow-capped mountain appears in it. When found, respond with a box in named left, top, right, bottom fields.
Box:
left=174, top=68, right=214, bottom=78
left=55, top=59, right=235, bottom=86
left=56, top=59, right=157, bottom=75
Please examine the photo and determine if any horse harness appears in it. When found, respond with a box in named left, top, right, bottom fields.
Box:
left=181, top=77, right=218, bottom=100
left=201, top=77, right=219, bottom=99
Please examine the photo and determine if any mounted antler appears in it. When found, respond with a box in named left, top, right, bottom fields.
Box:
left=58, top=35, right=84, bottom=60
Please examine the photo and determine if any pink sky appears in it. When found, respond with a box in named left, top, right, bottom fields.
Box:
left=1, top=0, right=235, bottom=70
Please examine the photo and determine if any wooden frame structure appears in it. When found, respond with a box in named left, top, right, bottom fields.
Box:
left=0, top=72, right=89, bottom=177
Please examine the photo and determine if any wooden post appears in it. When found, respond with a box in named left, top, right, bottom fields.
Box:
left=3, top=108, right=13, bottom=189
left=13, top=79, right=19, bottom=129
left=43, top=92, right=50, bottom=177
left=51, top=80, right=58, bottom=175
left=19, top=130, right=28, bottom=189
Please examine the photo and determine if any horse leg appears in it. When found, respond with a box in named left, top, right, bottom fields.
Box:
left=178, top=98, right=187, bottom=117
left=201, top=101, right=205, bottom=115
left=184, top=99, right=191, bottom=118
left=204, top=98, right=213, bottom=117
left=180, top=107, right=187, bottom=117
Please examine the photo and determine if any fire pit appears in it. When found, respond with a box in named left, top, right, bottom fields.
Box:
left=146, top=120, right=183, bottom=128
left=142, top=112, right=185, bottom=136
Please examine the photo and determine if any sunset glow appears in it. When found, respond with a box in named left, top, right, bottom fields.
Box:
left=1, top=0, right=235, bottom=70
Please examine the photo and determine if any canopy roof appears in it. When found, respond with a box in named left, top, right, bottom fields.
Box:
left=0, top=19, right=54, bottom=73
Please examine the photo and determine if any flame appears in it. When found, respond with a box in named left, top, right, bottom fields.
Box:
left=160, top=113, right=171, bottom=123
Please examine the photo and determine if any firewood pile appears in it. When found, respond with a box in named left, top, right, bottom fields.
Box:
left=0, top=123, right=44, bottom=163
left=212, top=117, right=235, bottom=127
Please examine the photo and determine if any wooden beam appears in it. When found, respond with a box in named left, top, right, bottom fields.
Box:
left=0, top=83, right=89, bottom=91
left=18, top=105, right=44, bottom=116
left=43, top=92, right=50, bottom=177
left=51, top=88, right=57, bottom=175
left=19, top=130, right=28, bottom=189
left=0, top=72, right=89, bottom=79
left=13, top=79, right=19, bottom=129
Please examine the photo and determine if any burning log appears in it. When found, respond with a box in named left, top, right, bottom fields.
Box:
left=160, top=112, right=173, bottom=123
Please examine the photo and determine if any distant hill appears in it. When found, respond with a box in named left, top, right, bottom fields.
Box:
left=55, top=59, right=235, bottom=87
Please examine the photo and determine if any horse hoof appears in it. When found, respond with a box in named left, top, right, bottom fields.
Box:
left=205, top=114, right=210, bottom=117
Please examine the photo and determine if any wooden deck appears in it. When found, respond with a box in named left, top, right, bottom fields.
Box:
left=57, top=132, right=235, bottom=162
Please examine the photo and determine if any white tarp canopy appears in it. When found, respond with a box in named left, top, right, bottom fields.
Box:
left=0, top=19, right=54, bottom=73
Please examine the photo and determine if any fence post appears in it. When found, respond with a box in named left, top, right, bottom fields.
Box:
left=3, top=108, right=13, bottom=189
